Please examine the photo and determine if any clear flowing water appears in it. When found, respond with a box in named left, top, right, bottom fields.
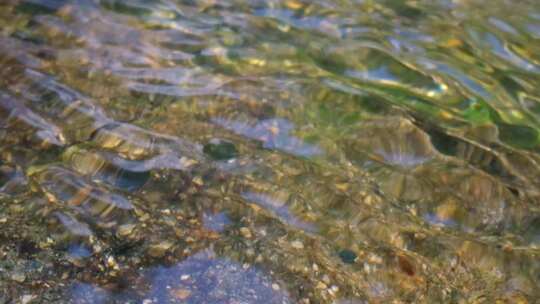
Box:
left=1, top=0, right=540, bottom=303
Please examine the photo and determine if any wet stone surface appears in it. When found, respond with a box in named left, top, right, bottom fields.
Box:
left=1, top=0, right=540, bottom=303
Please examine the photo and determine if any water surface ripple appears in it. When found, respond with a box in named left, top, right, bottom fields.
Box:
left=1, top=0, right=540, bottom=303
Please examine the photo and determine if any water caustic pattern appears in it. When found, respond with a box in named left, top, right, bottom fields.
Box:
left=0, top=0, right=540, bottom=303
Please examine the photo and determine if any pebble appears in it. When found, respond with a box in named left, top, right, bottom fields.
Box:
left=240, top=227, right=253, bottom=239
left=338, top=249, right=357, bottom=264
left=148, top=241, right=174, bottom=257
left=291, top=240, right=304, bottom=249
left=255, top=254, right=264, bottom=263
left=106, top=256, right=117, bottom=268
left=285, top=0, right=303, bottom=10
left=363, top=263, right=372, bottom=274
left=192, top=176, right=204, bottom=186
left=171, top=288, right=191, bottom=300
left=21, top=295, right=35, bottom=304
left=11, top=272, right=26, bottom=283
left=368, top=254, right=383, bottom=264
left=245, top=248, right=255, bottom=257
left=364, top=195, right=374, bottom=205
left=328, top=286, right=338, bottom=296
left=117, top=224, right=136, bottom=237
left=322, top=274, right=331, bottom=284
left=203, top=140, right=238, bottom=160
left=316, top=281, right=328, bottom=289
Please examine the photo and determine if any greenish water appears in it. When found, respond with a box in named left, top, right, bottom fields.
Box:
left=0, top=0, right=540, bottom=303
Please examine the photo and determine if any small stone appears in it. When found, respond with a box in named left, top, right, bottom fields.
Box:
left=255, top=255, right=264, bottom=263
left=291, top=240, right=304, bottom=249
left=316, top=281, right=328, bottom=289
left=11, top=272, right=26, bottom=283
left=93, top=243, right=103, bottom=253
left=322, top=274, right=331, bottom=284
left=436, top=200, right=458, bottom=221
left=285, top=0, right=303, bottom=10
left=364, top=195, right=374, bottom=205
left=179, top=157, right=198, bottom=168
left=272, top=283, right=280, bottom=291
left=203, top=140, right=238, bottom=160
left=363, top=263, right=371, bottom=273
left=245, top=248, right=255, bottom=257
left=148, top=241, right=174, bottom=257
left=390, top=233, right=405, bottom=249
left=240, top=227, right=252, bottom=239
left=171, top=288, right=191, bottom=300
left=117, top=224, right=136, bottom=237
left=338, top=249, right=357, bottom=264
left=21, top=295, right=35, bottom=304
left=397, top=255, right=415, bottom=276
left=180, top=274, right=190, bottom=281
left=192, top=176, right=204, bottom=186
left=328, top=285, right=338, bottom=296
left=368, top=254, right=383, bottom=264
left=335, top=183, right=349, bottom=191
left=414, top=232, right=426, bottom=240
left=106, top=256, right=119, bottom=269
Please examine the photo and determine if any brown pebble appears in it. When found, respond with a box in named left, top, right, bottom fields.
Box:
left=240, top=227, right=252, bottom=239
left=398, top=254, right=415, bottom=276
left=171, top=288, right=191, bottom=300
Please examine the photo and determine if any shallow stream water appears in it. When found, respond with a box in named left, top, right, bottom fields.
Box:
left=1, top=0, right=540, bottom=303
